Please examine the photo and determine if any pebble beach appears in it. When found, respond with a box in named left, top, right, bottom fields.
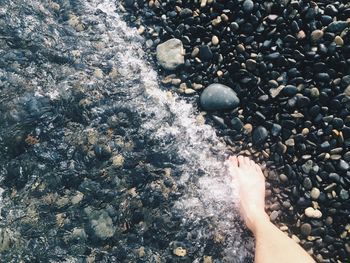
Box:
left=122, top=0, right=350, bottom=262
left=0, top=0, right=349, bottom=262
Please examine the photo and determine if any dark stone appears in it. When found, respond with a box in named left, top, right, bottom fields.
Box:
left=320, top=141, right=330, bottom=151
left=338, top=160, right=349, bottom=171
left=342, top=126, right=350, bottom=139
left=300, top=223, right=312, bottom=237
left=297, top=96, right=310, bottom=107
left=315, top=73, right=331, bottom=82
left=179, top=8, right=193, bottom=18
left=329, top=173, right=340, bottom=182
left=283, top=85, right=298, bottom=96
left=231, top=117, right=244, bottom=131
left=271, top=123, right=282, bottom=136
left=332, top=118, right=344, bottom=129
left=199, top=45, right=213, bottom=61
left=303, top=177, right=312, bottom=190
left=326, top=21, right=349, bottom=32
left=321, top=15, right=333, bottom=25
left=243, top=0, right=254, bottom=14
left=200, top=84, right=240, bottom=111
left=124, top=0, right=134, bottom=6
left=252, top=126, right=268, bottom=145
left=265, top=52, right=280, bottom=60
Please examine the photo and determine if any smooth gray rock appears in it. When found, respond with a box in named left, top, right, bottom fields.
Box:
left=156, top=38, right=184, bottom=70
left=200, top=84, right=240, bottom=111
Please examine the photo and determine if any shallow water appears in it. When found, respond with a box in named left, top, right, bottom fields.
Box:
left=0, top=0, right=253, bottom=261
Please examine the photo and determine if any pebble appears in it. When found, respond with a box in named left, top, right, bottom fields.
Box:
left=246, top=59, right=257, bottom=71
left=338, top=159, right=349, bottom=171
left=124, top=0, right=134, bottom=7
left=310, top=188, right=321, bottom=200
left=271, top=123, right=282, bottom=136
left=326, top=21, right=350, bottom=32
left=200, top=84, right=240, bottom=111
left=156, top=38, right=184, bottom=70
left=211, top=35, right=219, bottom=46
left=279, top=174, right=288, bottom=183
left=200, top=45, right=213, bottom=61
left=339, top=189, right=349, bottom=200
left=242, top=0, right=254, bottom=14
left=283, top=85, right=298, bottom=96
left=311, top=30, right=324, bottom=42
left=303, top=177, right=312, bottom=190
left=173, top=247, right=187, bottom=257
left=334, top=36, right=344, bottom=46
left=0, top=228, right=11, bottom=252
left=270, top=210, right=279, bottom=221
left=252, top=126, right=268, bottom=145
left=305, top=207, right=322, bottom=219
left=85, top=208, right=116, bottom=240
left=244, top=123, right=253, bottom=134
left=231, top=117, right=243, bottom=131
left=302, top=160, right=313, bottom=174
left=300, top=223, right=312, bottom=237
left=285, top=138, right=295, bottom=147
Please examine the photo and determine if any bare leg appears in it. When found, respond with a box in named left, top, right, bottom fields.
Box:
left=229, top=156, right=315, bottom=263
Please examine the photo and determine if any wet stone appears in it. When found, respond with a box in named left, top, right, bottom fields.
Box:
left=302, top=160, right=313, bottom=174
left=84, top=207, right=116, bottom=240
left=271, top=123, right=282, bottom=136
left=338, top=160, right=349, bottom=171
left=124, top=0, right=134, bottom=7
left=179, top=8, right=192, bottom=18
left=200, top=45, right=213, bottom=61
left=300, top=223, right=312, bottom=237
left=339, top=189, right=349, bottom=200
left=242, top=0, right=254, bottom=13
left=231, top=117, right=243, bottom=131
left=252, top=126, right=268, bottom=145
left=303, top=177, right=312, bottom=190
left=283, top=85, right=297, bottom=96
left=156, top=38, right=185, bottom=70
left=326, top=21, right=349, bottom=32
left=246, top=59, right=257, bottom=71
left=200, top=84, right=240, bottom=111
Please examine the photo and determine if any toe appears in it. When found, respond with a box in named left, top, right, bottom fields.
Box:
left=238, top=155, right=245, bottom=167
left=243, top=156, right=251, bottom=166
left=229, top=156, right=238, bottom=167
left=250, top=159, right=256, bottom=167
left=255, top=163, right=262, bottom=173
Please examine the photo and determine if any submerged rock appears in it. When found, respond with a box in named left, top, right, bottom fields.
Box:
left=156, top=38, right=184, bottom=70
left=85, top=207, right=116, bottom=240
left=200, top=84, right=240, bottom=111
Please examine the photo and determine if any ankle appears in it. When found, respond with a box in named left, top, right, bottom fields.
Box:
left=246, top=211, right=270, bottom=233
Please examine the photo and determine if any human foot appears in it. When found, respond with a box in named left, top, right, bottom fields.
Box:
left=229, top=155, right=269, bottom=232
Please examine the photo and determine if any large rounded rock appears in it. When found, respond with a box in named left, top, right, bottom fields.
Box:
left=200, top=84, right=240, bottom=111
left=156, top=38, right=185, bottom=70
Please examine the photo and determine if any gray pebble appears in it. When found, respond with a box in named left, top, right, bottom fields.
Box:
left=200, top=84, right=240, bottom=111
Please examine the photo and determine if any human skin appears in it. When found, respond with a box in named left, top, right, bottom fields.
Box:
left=229, top=155, right=315, bottom=263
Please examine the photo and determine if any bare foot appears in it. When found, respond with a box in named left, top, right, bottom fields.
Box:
left=229, top=155, right=269, bottom=232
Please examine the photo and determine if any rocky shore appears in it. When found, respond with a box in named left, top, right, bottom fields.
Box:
left=121, top=1, right=350, bottom=262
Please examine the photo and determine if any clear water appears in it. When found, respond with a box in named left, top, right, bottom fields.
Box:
left=0, top=0, right=253, bottom=261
